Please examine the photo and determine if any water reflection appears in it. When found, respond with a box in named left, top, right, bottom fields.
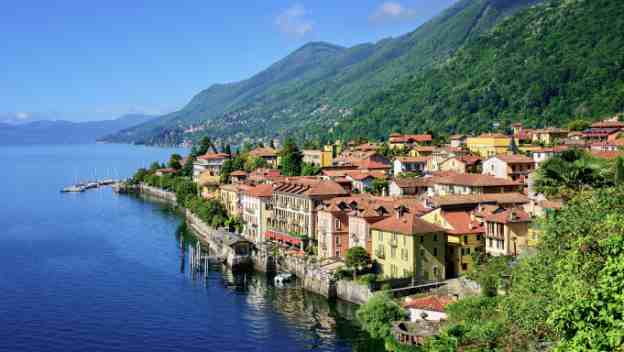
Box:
left=176, top=225, right=384, bottom=352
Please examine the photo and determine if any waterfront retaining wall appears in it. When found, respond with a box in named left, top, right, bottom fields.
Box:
left=134, top=185, right=370, bottom=305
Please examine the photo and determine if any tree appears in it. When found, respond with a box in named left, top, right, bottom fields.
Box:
left=180, top=155, right=194, bottom=177
left=245, top=156, right=269, bottom=172
left=269, top=139, right=275, bottom=149
left=567, top=119, right=591, bottom=132
left=357, top=292, right=407, bottom=340
left=168, top=154, right=183, bottom=170
left=174, top=178, right=196, bottom=207
left=279, top=138, right=303, bottom=176
left=130, top=168, right=149, bottom=184
left=345, top=246, right=371, bottom=278
left=301, top=162, right=321, bottom=176
left=615, top=157, right=624, bottom=185
left=370, top=179, right=389, bottom=195
left=224, top=144, right=231, bottom=155
left=193, top=137, right=214, bottom=156
left=149, top=162, right=162, bottom=172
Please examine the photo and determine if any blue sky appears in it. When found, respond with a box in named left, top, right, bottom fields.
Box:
left=0, top=0, right=457, bottom=122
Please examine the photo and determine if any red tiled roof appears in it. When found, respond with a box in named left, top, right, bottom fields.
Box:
left=396, top=156, right=430, bottom=164
left=431, top=172, right=520, bottom=187
left=441, top=211, right=484, bottom=235
left=357, top=160, right=391, bottom=170
left=155, top=168, right=177, bottom=174
left=249, top=147, right=278, bottom=158
left=389, top=134, right=432, bottom=144
left=244, top=184, right=273, bottom=198
left=412, top=146, right=435, bottom=152
left=591, top=150, right=622, bottom=160
left=484, top=208, right=531, bottom=224
left=392, top=177, right=433, bottom=189
left=404, top=295, right=453, bottom=312
left=197, top=152, right=230, bottom=161
left=429, top=193, right=530, bottom=208
left=492, top=154, right=535, bottom=164
left=591, top=120, right=624, bottom=129
left=273, top=177, right=349, bottom=197
left=230, top=170, right=247, bottom=177
left=443, top=155, right=481, bottom=166
left=345, top=170, right=386, bottom=181
left=371, top=213, right=445, bottom=236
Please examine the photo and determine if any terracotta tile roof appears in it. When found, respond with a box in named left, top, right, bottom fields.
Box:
left=249, top=147, right=278, bottom=158
left=404, top=295, right=453, bottom=312
left=229, top=170, right=247, bottom=177
left=389, top=134, right=432, bottom=144
left=450, top=134, right=465, bottom=140
left=197, top=152, right=230, bottom=161
left=443, top=155, right=481, bottom=166
left=412, top=146, right=435, bottom=153
left=533, top=128, right=569, bottom=134
left=345, top=170, right=386, bottom=181
left=591, top=119, right=624, bottom=129
left=429, top=193, right=530, bottom=208
left=532, top=146, right=569, bottom=153
left=242, top=184, right=273, bottom=198
left=441, top=211, right=484, bottom=235
left=357, top=160, right=391, bottom=170
left=591, top=150, right=622, bottom=160
left=476, top=133, right=510, bottom=139
left=431, top=172, right=520, bottom=187
left=484, top=208, right=531, bottom=224
left=539, top=200, right=563, bottom=210
left=392, top=177, right=433, bottom=189
left=273, top=177, right=348, bottom=197
left=491, top=154, right=535, bottom=164
left=396, top=156, right=430, bottom=164
left=583, top=128, right=621, bottom=137
left=371, top=213, right=445, bottom=236
left=354, top=143, right=381, bottom=151
left=155, top=168, right=177, bottom=174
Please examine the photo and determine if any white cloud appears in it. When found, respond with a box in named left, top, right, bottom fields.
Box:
left=15, top=112, right=31, bottom=120
left=275, top=4, right=313, bottom=37
left=370, top=2, right=418, bottom=23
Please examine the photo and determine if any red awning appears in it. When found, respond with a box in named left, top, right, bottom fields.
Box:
left=264, top=230, right=302, bottom=246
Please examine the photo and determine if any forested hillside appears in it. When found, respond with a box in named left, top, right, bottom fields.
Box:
left=103, top=0, right=541, bottom=145
left=327, top=0, right=624, bottom=142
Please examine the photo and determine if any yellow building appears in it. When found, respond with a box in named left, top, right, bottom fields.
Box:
left=466, top=133, right=511, bottom=158
left=302, top=149, right=333, bottom=168
left=219, top=184, right=240, bottom=217
left=421, top=209, right=484, bottom=277
left=371, top=210, right=446, bottom=281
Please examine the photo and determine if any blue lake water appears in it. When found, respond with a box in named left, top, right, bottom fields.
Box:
left=0, top=144, right=381, bottom=352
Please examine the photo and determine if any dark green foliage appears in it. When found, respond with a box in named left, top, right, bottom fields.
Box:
left=180, top=155, right=194, bottom=177
left=467, top=255, right=513, bottom=297
left=357, top=292, right=407, bottom=340
left=615, top=157, right=624, bottom=185
left=220, top=155, right=245, bottom=183
left=567, top=119, right=591, bottom=132
left=301, top=162, right=321, bottom=176
left=174, top=178, right=196, bottom=208
left=428, top=187, right=624, bottom=351
left=369, top=179, right=389, bottom=196
left=130, top=168, right=149, bottom=185
left=345, top=246, right=371, bottom=274
left=168, top=154, right=182, bottom=170
left=278, top=138, right=303, bottom=176
left=534, top=149, right=614, bottom=199
left=192, top=137, right=215, bottom=156
left=244, top=156, right=269, bottom=172
left=333, top=0, right=624, bottom=141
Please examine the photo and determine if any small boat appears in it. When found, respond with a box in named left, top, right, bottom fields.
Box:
left=274, top=272, right=294, bottom=286
left=61, top=185, right=86, bottom=193
left=84, top=182, right=99, bottom=189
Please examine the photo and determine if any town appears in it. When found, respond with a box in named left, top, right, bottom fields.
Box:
left=124, top=114, right=624, bottom=350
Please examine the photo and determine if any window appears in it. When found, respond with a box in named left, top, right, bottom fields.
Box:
left=433, top=234, right=438, bottom=242
left=420, top=236, right=424, bottom=243
left=335, top=236, right=340, bottom=245
left=390, top=247, right=396, bottom=259
left=489, top=238, right=493, bottom=247
left=335, top=250, right=340, bottom=257
left=463, top=235, right=468, bottom=244
left=476, top=235, right=482, bottom=241
left=462, top=263, right=468, bottom=271
left=433, top=248, right=438, bottom=257
left=335, top=219, right=341, bottom=230
left=433, top=267, right=439, bottom=278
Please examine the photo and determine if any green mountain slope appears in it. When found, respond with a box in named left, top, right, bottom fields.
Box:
left=329, top=0, right=624, bottom=141
left=103, top=0, right=541, bottom=145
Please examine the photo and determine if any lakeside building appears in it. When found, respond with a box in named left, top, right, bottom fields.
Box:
left=531, top=128, right=569, bottom=145
left=193, top=152, right=231, bottom=181
left=482, top=155, right=536, bottom=183
left=389, top=172, right=521, bottom=198
left=393, top=157, right=428, bottom=176
left=265, top=177, right=349, bottom=249
left=465, top=133, right=511, bottom=158
left=531, top=146, right=569, bottom=166
left=220, top=184, right=241, bottom=217
left=240, top=184, right=273, bottom=244
left=439, top=155, right=481, bottom=174
left=480, top=207, right=531, bottom=256
left=421, top=209, right=484, bottom=277
left=248, top=147, right=279, bottom=168
left=371, top=208, right=447, bottom=281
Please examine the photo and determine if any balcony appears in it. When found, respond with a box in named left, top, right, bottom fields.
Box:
left=375, top=247, right=385, bottom=259
left=390, top=238, right=398, bottom=247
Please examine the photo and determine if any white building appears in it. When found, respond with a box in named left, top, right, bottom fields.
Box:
left=482, top=155, right=535, bottom=183
left=193, top=152, right=230, bottom=181
left=393, top=157, right=428, bottom=176
left=239, top=184, right=273, bottom=244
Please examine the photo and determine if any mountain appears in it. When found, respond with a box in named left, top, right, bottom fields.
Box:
left=102, top=0, right=543, bottom=145
left=0, top=114, right=156, bottom=146
left=328, top=0, right=624, bottom=141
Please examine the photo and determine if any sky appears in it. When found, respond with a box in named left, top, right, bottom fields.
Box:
left=0, top=0, right=457, bottom=123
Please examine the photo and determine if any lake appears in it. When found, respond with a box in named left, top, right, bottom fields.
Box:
left=0, top=144, right=382, bottom=352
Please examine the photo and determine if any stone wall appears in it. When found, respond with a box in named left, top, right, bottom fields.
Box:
left=140, top=184, right=177, bottom=203
left=336, top=280, right=373, bottom=305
